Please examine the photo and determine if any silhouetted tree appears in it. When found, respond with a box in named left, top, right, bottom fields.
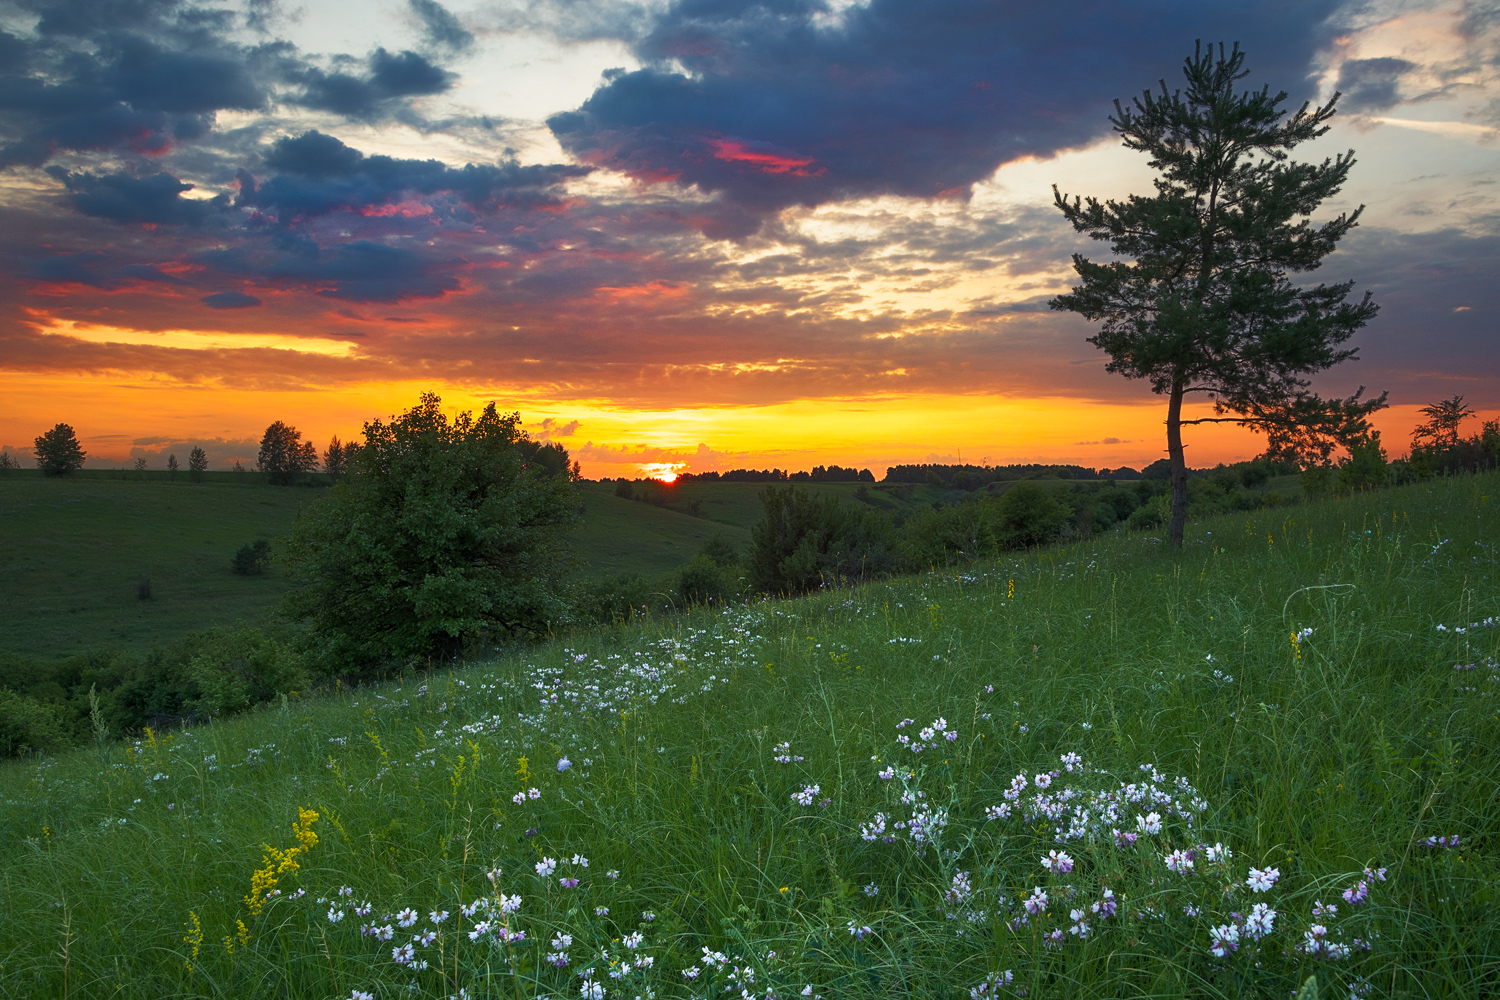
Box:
left=1051, top=42, right=1384, bottom=546
left=323, top=436, right=347, bottom=481
left=1412, top=395, right=1475, bottom=450
left=257, top=421, right=319, bottom=485
left=33, top=423, right=86, bottom=475
left=188, top=446, right=209, bottom=481
left=167, top=454, right=179, bottom=477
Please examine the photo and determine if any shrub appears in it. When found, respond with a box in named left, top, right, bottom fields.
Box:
left=1337, top=433, right=1389, bottom=492
left=0, top=690, right=72, bottom=758
left=283, top=393, right=580, bottom=673
left=1301, top=463, right=1334, bottom=501
left=748, top=487, right=898, bottom=594
left=900, top=497, right=997, bottom=567
left=993, top=481, right=1072, bottom=548
left=563, top=572, right=662, bottom=626
left=614, top=479, right=633, bottom=499
left=184, top=627, right=306, bottom=717
left=677, top=534, right=744, bottom=605
left=136, top=576, right=153, bottom=600
left=1126, top=494, right=1169, bottom=531
left=231, top=539, right=272, bottom=575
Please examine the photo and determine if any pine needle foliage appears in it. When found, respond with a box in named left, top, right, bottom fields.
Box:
left=1052, top=41, right=1384, bottom=547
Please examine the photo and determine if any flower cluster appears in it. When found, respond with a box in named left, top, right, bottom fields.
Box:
left=894, top=716, right=959, bottom=754
left=772, top=742, right=805, bottom=764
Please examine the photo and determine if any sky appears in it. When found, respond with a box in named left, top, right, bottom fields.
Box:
left=1, top=0, right=1497, bottom=478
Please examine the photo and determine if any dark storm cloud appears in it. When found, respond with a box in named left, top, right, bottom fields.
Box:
left=1335, top=57, right=1414, bottom=113
left=50, top=169, right=229, bottom=225
left=548, top=0, right=1345, bottom=237
left=201, top=291, right=263, bottom=308
left=0, top=0, right=465, bottom=170
left=288, top=241, right=463, bottom=302
left=294, top=48, right=456, bottom=119
left=0, top=22, right=268, bottom=167
left=239, top=130, right=591, bottom=220
left=410, top=0, right=476, bottom=53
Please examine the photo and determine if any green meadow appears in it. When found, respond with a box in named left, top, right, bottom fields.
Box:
left=0, top=472, right=1041, bottom=658
left=1, top=472, right=1495, bottom=997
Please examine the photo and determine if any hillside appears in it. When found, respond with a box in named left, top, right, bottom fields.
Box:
left=1, top=472, right=1494, bottom=997
left=0, top=476, right=758, bottom=658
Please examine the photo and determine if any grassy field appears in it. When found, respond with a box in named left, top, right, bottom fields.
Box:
left=0, top=472, right=1494, bottom=997
left=0, top=476, right=767, bottom=659
left=0, top=471, right=1135, bottom=658
left=0, top=474, right=308, bottom=659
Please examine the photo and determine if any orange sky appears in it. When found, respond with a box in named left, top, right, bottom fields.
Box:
left=2, top=369, right=1480, bottom=479
left=2, top=0, right=1495, bottom=478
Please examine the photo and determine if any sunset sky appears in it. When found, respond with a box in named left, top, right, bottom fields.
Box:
left=2, top=0, right=1497, bottom=478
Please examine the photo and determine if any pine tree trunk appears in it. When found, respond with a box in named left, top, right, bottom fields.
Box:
left=1166, top=374, right=1188, bottom=547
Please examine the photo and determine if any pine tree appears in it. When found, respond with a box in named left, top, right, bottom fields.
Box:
left=323, top=436, right=346, bottom=481
left=1051, top=42, right=1384, bottom=546
left=33, top=423, right=87, bottom=476
left=1412, top=395, right=1475, bottom=450
left=188, top=446, right=209, bottom=481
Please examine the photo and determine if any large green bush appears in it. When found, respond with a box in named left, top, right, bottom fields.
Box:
left=748, top=486, right=898, bottom=593
left=0, top=689, right=72, bottom=757
left=184, top=627, right=306, bottom=717
left=283, top=393, right=580, bottom=672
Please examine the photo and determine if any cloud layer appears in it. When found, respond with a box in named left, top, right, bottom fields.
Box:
left=1, top=0, right=1496, bottom=473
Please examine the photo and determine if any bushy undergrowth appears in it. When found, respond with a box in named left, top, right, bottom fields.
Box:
left=0, top=626, right=309, bottom=751
left=1, top=473, right=1497, bottom=998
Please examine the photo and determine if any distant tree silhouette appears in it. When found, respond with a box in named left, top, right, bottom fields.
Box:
left=257, top=421, right=319, bottom=485
left=1052, top=42, right=1383, bottom=546
left=188, top=446, right=209, bottom=481
left=323, top=436, right=347, bottom=481
left=1412, top=395, right=1475, bottom=450
left=33, top=423, right=86, bottom=475
left=167, top=454, right=179, bottom=477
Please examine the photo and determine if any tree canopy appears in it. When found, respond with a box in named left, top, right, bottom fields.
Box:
left=33, top=423, right=86, bottom=476
left=1412, top=395, right=1475, bottom=450
left=282, top=393, right=581, bottom=671
left=257, top=421, right=319, bottom=485
left=1051, top=42, right=1383, bottom=546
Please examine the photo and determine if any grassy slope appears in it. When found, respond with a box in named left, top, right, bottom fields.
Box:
left=0, top=477, right=756, bottom=658
left=0, top=475, right=307, bottom=659
left=570, top=483, right=751, bottom=577
left=1, top=474, right=1495, bottom=998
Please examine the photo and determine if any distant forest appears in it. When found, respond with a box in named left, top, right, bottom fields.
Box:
left=657, top=462, right=1148, bottom=486
left=677, top=465, right=876, bottom=483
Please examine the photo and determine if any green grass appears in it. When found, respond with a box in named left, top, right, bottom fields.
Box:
left=0, top=474, right=308, bottom=659
left=2, top=473, right=1496, bottom=997
left=570, top=483, right=751, bottom=578
left=0, top=477, right=762, bottom=658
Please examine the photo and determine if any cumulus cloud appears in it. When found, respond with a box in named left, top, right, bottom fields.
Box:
left=50, top=170, right=228, bottom=225
left=294, top=48, right=456, bottom=119
left=238, top=130, right=591, bottom=221
left=410, top=0, right=475, bottom=53
left=1336, top=57, right=1415, bottom=113
left=549, top=1, right=1344, bottom=237
left=201, top=291, right=263, bottom=308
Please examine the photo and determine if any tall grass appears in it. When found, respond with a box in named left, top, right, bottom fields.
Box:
left=2, top=474, right=1496, bottom=998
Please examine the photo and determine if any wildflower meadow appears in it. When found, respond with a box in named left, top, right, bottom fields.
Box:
left=2, top=472, right=1497, bottom=998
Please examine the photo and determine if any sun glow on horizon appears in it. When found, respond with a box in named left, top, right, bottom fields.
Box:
left=639, top=463, right=685, bottom=482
